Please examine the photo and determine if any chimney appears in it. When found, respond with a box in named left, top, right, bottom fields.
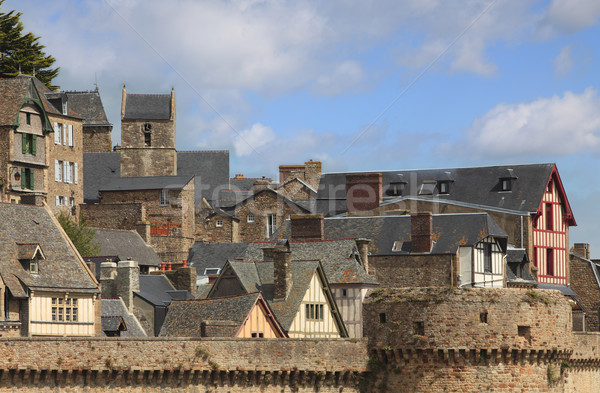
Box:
left=572, top=243, right=590, bottom=259
left=253, top=178, right=270, bottom=194
left=304, top=160, right=322, bottom=190
left=100, top=262, right=117, bottom=299
left=279, top=165, right=305, bottom=184
left=273, top=240, right=292, bottom=300
left=116, top=260, right=140, bottom=313
left=346, top=173, right=382, bottom=214
left=355, top=238, right=372, bottom=274
left=121, top=84, right=126, bottom=120
left=411, top=212, right=433, bottom=253
left=290, top=214, right=324, bottom=241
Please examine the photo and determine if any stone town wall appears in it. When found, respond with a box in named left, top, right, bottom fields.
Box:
left=369, top=255, right=454, bottom=288
left=0, top=337, right=366, bottom=392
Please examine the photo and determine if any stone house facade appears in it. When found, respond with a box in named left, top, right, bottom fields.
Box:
left=569, top=243, right=600, bottom=331
left=64, top=90, right=113, bottom=153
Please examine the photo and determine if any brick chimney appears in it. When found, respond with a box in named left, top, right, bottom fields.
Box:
left=290, top=214, right=324, bottom=241
left=346, top=173, right=382, bottom=214
left=355, top=238, right=372, bottom=274
left=572, top=243, right=590, bottom=259
left=411, top=212, right=433, bottom=253
left=273, top=240, right=292, bottom=300
left=253, top=178, right=270, bottom=194
left=279, top=165, right=305, bottom=184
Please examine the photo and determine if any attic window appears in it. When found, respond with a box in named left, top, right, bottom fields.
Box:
left=392, top=241, right=403, bottom=252
left=204, top=268, right=221, bottom=275
left=30, top=258, right=39, bottom=274
left=547, top=181, right=553, bottom=194
left=500, top=178, right=512, bottom=191
left=386, top=182, right=405, bottom=197
left=418, top=182, right=436, bottom=196
left=438, top=181, right=450, bottom=195
left=216, top=220, right=223, bottom=227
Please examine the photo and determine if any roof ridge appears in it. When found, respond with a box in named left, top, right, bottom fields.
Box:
left=322, top=162, right=556, bottom=175
left=179, top=150, right=229, bottom=153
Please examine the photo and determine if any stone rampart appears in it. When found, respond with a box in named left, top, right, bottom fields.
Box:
left=0, top=337, right=366, bottom=392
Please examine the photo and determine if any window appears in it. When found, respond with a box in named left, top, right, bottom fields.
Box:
left=379, top=313, right=387, bottom=323
left=22, top=133, right=36, bottom=155
left=69, top=197, right=75, bottom=215
left=55, top=161, right=63, bottom=182
left=546, top=248, right=554, bottom=276
left=51, top=297, right=78, bottom=322
left=26, top=112, right=31, bottom=125
left=144, top=133, right=151, bottom=147
left=204, top=268, right=221, bottom=276
left=386, top=182, right=405, bottom=197
left=68, top=125, right=73, bottom=147
left=247, top=214, right=255, bottom=223
left=341, top=288, right=348, bottom=297
left=483, top=243, right=492, bottom=273
left=305, top=304, right=324, bottom=320
left=547, top=181, right=553, bottom=194
left=74, top=163, right=78, bottom=184
left=159, top=190, right=169, bottom=206
left=56, top=196, right=65, bottom=206
left=216, top=220, right=223, bottom=227
left=21, top=168, right=34, bottom=190
left=63, top=162, right=72, bottom=184
left=267, top=214, right=277, bottom=236
left=480, top=311, right=488, bottom=324
left=29, top=258, right=39, bottom=274
left=143, top=122, right=153, bottom=147
left=54, top=123, right=62, bottom=144
left=545, top=203, right=553, bottom=231
left=413, top=321, right=425, bottom=336
left=251, top=332, right=264, bottom=338
left=438, top=181, right=449, bottom=194
left=518, top=325, right=531, bottom=339
left=501, top=178, right=511, bottom=191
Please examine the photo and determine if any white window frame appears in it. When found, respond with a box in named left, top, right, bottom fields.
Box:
left=74, top=162, right=78, bottom=184
left=159, top=190, right=169, bottom=206
left=216, top=220, right=223, bottom=227
left=62, top=123, right=67, bottom=146
left=63, top=162, right=71, bottom=183
left=54, top=123, right=61, bottom=144
left=267, top=214, right=277, bottom=236
left=247, top=214, right=255, bottom=223
left=56, top=161, right=63, bottom=182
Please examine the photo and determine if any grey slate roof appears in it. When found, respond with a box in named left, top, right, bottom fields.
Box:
left=316, top=163, right=572, bottom=219
left=188, top=239, right=376, bottom=285
left=160, top=292, right=263, bottom=337
left=99, top=175, right=193, bottom=192
left=89, top=228, right=162, bottom=267
left=0, top=203, right=99, bottom=297
left=274, top=213, right=507, bottom=256
left=83, top=151, right=230, bottom=206
left=134, top=275, right=177, bottom=306
left=64, top=90, right=111, bottom=126
left=505, top=248, right=537, bottom=284
left=123, top=93, right=171, bottom=120
left=101, top=298, right=147, bottom=337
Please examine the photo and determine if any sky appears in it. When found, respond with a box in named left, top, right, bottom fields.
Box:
left=5, top=0, right=600, bottom=255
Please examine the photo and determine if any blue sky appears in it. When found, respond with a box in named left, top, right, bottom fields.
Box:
left=6, top=0, right=600, bottom=255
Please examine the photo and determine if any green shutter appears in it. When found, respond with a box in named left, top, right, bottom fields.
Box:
left=29, top=169, right=34, bottom=190
left=21, top=168, right=25, bottom=189
left=32, top=135, right=36, bottom=155
left=22, top=133, right=26, bottom=154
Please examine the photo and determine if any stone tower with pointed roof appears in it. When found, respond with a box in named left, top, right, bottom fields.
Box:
left=120, top=85, right=177, bottom=177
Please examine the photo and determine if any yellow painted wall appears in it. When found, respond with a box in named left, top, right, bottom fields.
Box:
left=237, top=302, right=282, bottom=338
left=29, top=293, right=96, bottom=336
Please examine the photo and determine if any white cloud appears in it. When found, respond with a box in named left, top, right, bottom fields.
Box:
left=233, top=123, right=276, bottom=156
left=553, top=45, right=573, bottom=77
left=464, top=88, right=600, bottom=157
left=537, top=0, right=600, bottom=38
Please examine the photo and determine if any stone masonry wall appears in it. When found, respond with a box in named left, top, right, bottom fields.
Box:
left=569, top=254, right=600, bottom=331
left=82, top=125, right=112, bottom=153
left=121, top=117, right=176, bottom=177
left=369, top=255, right=454, bottom=288
left=80, top=203, right=148, bottom=241
left=195, top=214, right=237, bottom=243
left=0, top=337, right=366, bottom=392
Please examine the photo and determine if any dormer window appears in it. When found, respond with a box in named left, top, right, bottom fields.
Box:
left=418, top=181, right=436, bottom=196
left=501, top=178, right=511, bottom=191
left=16, top=243, right=44, bottom=274
left=386, top=181, right=406, bottom=197
left=438, top=181, right=450, bottom=194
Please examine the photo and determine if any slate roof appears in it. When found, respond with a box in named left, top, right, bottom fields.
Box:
left=123, top=93, right=171, bottom=120
left=101, top=298, right=147, bottom=337
left=0, top=77, right=31, bottom=125
left=505, top=248, right=537, bottom=284
left=160, top=292, right=264, bottom=337
left=83, top=151, right=230, bottom=205
left=99, top=175, right=193, bottom=192
left=0, top=203, right=99, bottom=297
left=316, top=163, right=573, bottom=220
left=89, top=228, right=162, bottom=267
left=274, top=213, right=507, bottom=256
left=64, top=90, right=111, bottom=126
left=188, top=239, right=376, bottom=285
left=225, top=261, right=324, bottom=331
left=135, top=275, right=177, bottom=306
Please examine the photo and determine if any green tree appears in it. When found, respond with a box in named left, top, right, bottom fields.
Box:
left=0, top=0, right=59, bottom=87
left=57, top=211, right=101, bottom=257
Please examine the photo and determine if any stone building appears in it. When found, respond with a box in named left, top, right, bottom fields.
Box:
left=0, top=200, right=101, bottom=337
left=316, top=163, right=576, bottom=289
left=120, top=85, right=177, bottom=177
left=569, top=243, right=600, bottom=331
left=64, top=89, right=113, bottom=153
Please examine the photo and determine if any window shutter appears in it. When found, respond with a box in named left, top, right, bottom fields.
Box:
left=56, top=196, right=60, bottom=206
left=54, top=123, right=60, bottom=144
left=62, top=124, right=66, bottom=145
left=74, top=162, right=78, bottom=184
left=55, top=161, right=60, bottom=182
left=68, top=125, right=74, bottom=147
left=30, top=169, right=34, bottom=190
left=32, top=135, right=36, bottom=155
left=21, top=168, right=25, bottom=189
left=22, top=133, right=26, bottom=154
left=63, top=162, right=68, bottom=183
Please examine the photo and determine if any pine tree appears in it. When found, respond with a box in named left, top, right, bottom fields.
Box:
left=0, top=0, right=59, bottom=87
